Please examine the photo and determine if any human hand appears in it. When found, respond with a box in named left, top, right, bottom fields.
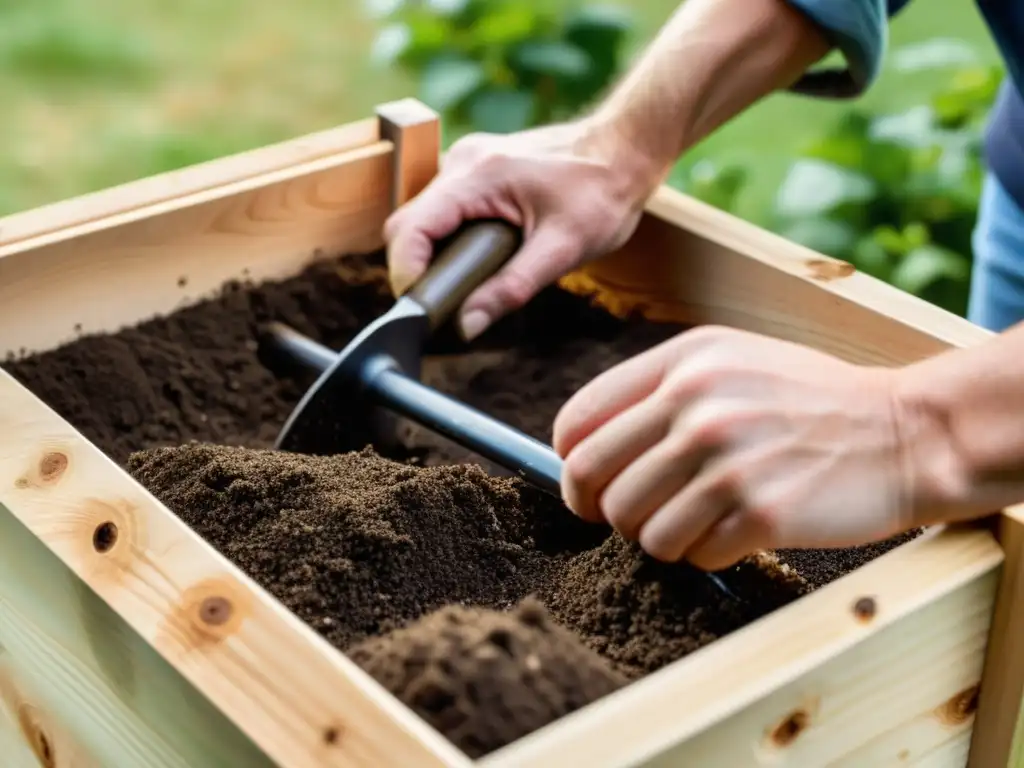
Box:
left=383, top=119, right=659, bottom=341
left=552, top=326, right=935, bottom=571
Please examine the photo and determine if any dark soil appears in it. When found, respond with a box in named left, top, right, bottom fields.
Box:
left=347, top=599, right=628, bottom=759
left=3, top=250, right=921, bottom=757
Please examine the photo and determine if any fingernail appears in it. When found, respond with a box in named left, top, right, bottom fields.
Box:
left=459, top=310, right=490, bottom=342
left=389, top=269, right=414, bottom=298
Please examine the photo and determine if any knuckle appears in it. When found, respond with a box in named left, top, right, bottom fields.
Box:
left=657, top=369, right=713, bottom=409
left=493, top=268, right=536, bottom=310
left=668, top=403, right=729, bottom=453
left=475, top=148, right=510, bottom=177
left=688, top=414, right=727, bottom=451
left=446, top=133, right=489, bottom=163
left=707, top=464, right=743, bottom=499
left=745, top=503, right=781, bottom=542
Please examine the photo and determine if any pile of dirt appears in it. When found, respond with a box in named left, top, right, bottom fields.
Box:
left=126, top=442, right=576, bottom=649
left=539, top=537, right=810, bottom=679
left=348, top=599, right=627, bottom=759
left=3, top=250, right=922, bottom=756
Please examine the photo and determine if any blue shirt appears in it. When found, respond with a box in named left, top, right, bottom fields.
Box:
left=782, top=0, right=1024, bottom=209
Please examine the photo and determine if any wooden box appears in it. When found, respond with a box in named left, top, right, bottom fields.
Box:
left=0, top=99, right=1020, bottom=768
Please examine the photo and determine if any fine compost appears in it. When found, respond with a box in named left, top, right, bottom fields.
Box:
left=4, top=250, right=920, bottom=757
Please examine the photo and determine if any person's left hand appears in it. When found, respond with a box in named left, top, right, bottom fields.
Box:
left=552, top=326, right=920, bottom=571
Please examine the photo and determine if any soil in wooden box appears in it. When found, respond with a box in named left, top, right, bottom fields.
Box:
left=4, top=252, right=920, bottom=758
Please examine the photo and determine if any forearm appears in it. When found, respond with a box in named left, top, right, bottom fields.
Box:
left=588, top=0, right=830, bottom=193
left=899, top=321, right=1024, bottom=522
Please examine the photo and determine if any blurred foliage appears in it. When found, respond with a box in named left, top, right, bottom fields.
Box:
left=677, top=55, right=1004, bottom=317
left=370, top=6, right=1002, bottom=316
left=368, top=0, right=633, bottom=136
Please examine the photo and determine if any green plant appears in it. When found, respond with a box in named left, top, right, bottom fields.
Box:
left=668, top=158, right=749, bottom=215
left=368, top=0, right=634, bottom=137
left=767, top=62, right=1004, bottom=316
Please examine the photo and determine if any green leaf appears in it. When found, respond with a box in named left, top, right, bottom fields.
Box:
left=563, top=4, right=632, bottom=65
left=511, top=40, right=591, bottom=79
left=467, top=88, right=536, bottom=133
left=890, top=244, right=970, bottom=296
left=801, top=111, right=872, bottom=169
left=681, top=160, right=748, bottom=213
left=871, top=225, right=909, bottom=256
left=418, top=57, right=486, bottom=111
left=851, top=235, right=894, bottom=281
left=388, top=13, right=454, bottom=68
left=775, top=159, right=875, bottom=219
left=472, top=4, right=542, bottom=47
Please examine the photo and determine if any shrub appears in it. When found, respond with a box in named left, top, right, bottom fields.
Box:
left=368, top=0, right=634, bottom=138
left=767, top=63, right=1003, bottom=316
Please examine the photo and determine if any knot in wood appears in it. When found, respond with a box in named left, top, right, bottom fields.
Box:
left=38, top=451, right=68, bottom=483
left=937, top=684, right=980, bottom=725
left=92, top=521, right=119, bottom=553
left=852, top=596, right=877, bottom=622
left=199, top=596, right=233, bottom=626
left=770, top=709, right=810, bottom=747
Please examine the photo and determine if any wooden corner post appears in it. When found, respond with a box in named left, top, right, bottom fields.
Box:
left=969, top=506, right=1024, bottom=767
left=376, top=99, right=441, bottom=212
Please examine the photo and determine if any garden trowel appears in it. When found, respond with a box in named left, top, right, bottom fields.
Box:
left=265, top=220, right=740, bottom=601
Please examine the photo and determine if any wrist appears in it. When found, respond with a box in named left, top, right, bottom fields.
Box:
left=892, top=364, right=1003, bottom=526
left=573, top=112, right=669, bottom=206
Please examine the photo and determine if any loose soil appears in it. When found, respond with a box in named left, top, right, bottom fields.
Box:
left=4, top=250, right=921, bottom=758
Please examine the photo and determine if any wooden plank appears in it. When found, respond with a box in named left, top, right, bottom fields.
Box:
left=968, top=507, right=1024, bottom=767
left=0, top=140, right=394, bottom=358
left=0, top=118, right=380, bottom=252
left=481, top=525, right=1002, bottom=767
left=0, top=503, right=272, bottom=768
left=561, top=186, right=993, bottom=366
left=0, top=368, right=471, bottom=768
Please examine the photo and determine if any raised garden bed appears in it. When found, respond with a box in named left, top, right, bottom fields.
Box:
left=0, top=100, right=1021, bottom=768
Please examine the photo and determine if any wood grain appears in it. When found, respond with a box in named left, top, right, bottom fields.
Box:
left=0, top=502, right=270, bottom=768
left=561, top=185, right=993, bottom=366
left=0, top=118, right=380, bottom=253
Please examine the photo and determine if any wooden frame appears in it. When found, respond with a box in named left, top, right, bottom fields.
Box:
left=0, top=98, right=1019, bottom=767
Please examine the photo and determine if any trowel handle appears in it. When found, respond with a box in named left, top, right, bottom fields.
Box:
left=406, top=220, right=522, bottom=332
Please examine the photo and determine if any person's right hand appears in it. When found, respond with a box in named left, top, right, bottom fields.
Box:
left=383, top=118, right=659, bottom=341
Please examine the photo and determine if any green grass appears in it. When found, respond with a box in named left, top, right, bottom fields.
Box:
left=0, top=0, right=999, bottom=218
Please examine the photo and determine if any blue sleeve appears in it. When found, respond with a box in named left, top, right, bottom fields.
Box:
left=784, top=0, right=913, bottom=99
